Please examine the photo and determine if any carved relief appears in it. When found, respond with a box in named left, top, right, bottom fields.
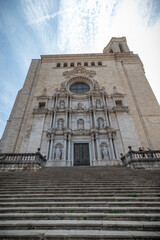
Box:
left=63, top=66, right=96, bottom=79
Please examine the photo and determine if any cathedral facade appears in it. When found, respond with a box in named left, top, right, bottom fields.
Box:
left=1, top=37, right=160, bottom=167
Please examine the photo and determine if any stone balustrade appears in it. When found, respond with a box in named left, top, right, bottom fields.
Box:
left=120, top=146, right=160, bottom=169
left=0, top=149, right=47, bottom=171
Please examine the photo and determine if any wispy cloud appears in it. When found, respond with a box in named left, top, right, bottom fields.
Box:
left=57, top=0, right=120, bottom=53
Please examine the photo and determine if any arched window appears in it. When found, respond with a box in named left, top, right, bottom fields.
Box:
left=77, top=62, right=81, bottom=66
left=64, top=63, right=67, bottom=67
left=84, top=62, right=88, bottom=66
left=57, top=63, right=60, bottom=67
left=70, top=82, right=90, bottom=94
left=98, top=62, right=102, bottom=66
left=70, top=62, right=74, bottom=67
left=91, top=62, right=95, bottom=66
left=109, top=49, right=113, bottom=53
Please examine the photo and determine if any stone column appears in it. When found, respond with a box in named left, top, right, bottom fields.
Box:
left=50, top=96, right=55, bottom=128
left=53, top=96, right=58, bottom=128
left=69, top=96, right=72, bottom=128
left=68, top=133, right=72, bottom=165
left=102, top=93, right=109, bottom=126
left=91, top=95, right=96, bottom=127
left=95, top=133, right=101, bottom=161
left=46, top=137, right=50, bottom=159
left=91, top=134, right=96, bottom=164
left=49, top=134, right=55, bottom=161
left=112, top=133, right=118, bottom=159
left=63, top=133, right=67, bottom=162
left=65, top=95, right=68, bottom=128
left=108, top=132, right=115, bottom=160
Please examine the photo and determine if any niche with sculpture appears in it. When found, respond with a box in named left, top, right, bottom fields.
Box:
left=54, top=143, right=63, bottom=160
left=101, top=142, right=109, bottom=160
left=96, top=99, right=102, bottom=108
left=57, top=119, right=64, bottom=129
left=77, top=119, right=84, bottom=129
left=97, top=118, right=104, bottom=128
left=59, top=100, right=65, bottom=109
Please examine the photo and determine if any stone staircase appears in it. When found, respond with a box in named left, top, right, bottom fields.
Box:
left=0, top=166, right=160, bottom=239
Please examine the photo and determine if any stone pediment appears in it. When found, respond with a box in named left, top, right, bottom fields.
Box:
left=63, top=66, right=96, bottom=79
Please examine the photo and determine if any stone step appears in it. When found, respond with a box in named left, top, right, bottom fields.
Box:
left=0, top=206, right=159, bottom=213
left=0, top=212, right=160, bottom=221
left=0, top=196, right=159, bottom=202
left=0, top=229, right=160, bottom=239
left=0, top=186, right=159, bottom=190
left=1, top=199, right=160, bottom=207
left=0, top=189, right=159, bottom=194
left=0, top=199, right=160, bottom=207
left=0, top=191, right=159, bottom=197
left=0, top=220, right=160, bottom=231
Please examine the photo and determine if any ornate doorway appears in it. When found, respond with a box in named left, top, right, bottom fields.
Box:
left=74, top=143, right=90, bottom=166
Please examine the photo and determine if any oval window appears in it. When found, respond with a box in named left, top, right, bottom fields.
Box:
left=70, top=82, right=90, bottom=94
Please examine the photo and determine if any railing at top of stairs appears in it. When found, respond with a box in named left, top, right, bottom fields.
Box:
left=120, top=146, right=160, bottom=169
left=0, top=148, right=47, bottom=171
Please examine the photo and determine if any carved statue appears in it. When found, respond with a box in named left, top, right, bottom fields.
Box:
left=77, top=102, right=83, bottom=110
left=98, top=118, right=104, bottom=128
left=55, top=145, right=62, bottom=159
left=59, top=100, right=65, bottom=109
left=77, top=119, right=84, bottom=129
left=58, top=119, right=64, bottom=129
left=101, top=145, right=109, bottom=160
left=96, top=99, right=101, bottom=108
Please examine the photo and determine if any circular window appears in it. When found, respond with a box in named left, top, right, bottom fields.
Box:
left=70, top=82, right=90, bottom=94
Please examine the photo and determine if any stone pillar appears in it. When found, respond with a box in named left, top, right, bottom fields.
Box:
left=91, top=95, right=96, bottom=127
left=108, top=132, right=115, bottom=160
left=49, top=134, right=55, bottom=161
left=46, top=137, right=50, bottom=159
left=50, top=96, right=55, bottom=128
left=112, top=133, right=118, bottom=159
left=53, top=96, right=57, bottom=128
left=95, top=133, right=101, bottom=161
left=63, top=134, right=67, bottom=162
left=69, top=96, right=72, bottom=128
left=91, top=134, right=96, bottom=164
left=65, top=95, right=68, bottom=128
left=102, top=94, right=109, bottom=126
left=68, top=133, right=71, bottom=165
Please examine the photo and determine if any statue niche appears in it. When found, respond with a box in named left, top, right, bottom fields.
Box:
left=57, top=119, right=64, bottom=129
left=59, top=100, right=65, bottom=109
left=101, top=143, right=109, bottom=160
left=77, top=119, right=84, bottom=129
left=55, top=143, right=62, bottom=160
left=98, top=118, right=104, bottom=128
left=96, top=99, right=101, bottom=108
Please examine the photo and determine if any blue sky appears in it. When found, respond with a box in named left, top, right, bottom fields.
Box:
left=0, top=0, right=160, bottom=138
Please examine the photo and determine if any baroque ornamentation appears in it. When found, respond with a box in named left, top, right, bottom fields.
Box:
left=63, top=66, right=96, bottom=79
